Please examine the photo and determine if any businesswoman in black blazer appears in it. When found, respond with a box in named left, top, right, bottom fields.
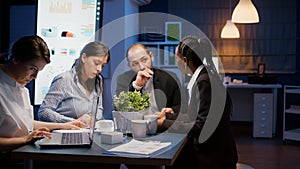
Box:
left=166, top=35, right=238, bottom=169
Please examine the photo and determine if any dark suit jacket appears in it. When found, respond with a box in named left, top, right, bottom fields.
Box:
left=121, top=68, right=182, bottom=131
left=115, top=70, right=136, bottom=95
left=172, top=68, right=238, bottom=169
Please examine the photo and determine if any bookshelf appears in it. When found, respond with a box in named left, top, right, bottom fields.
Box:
left=140, top=41, right=182, bottom=84
left=283, top=85, right=300, bottom=142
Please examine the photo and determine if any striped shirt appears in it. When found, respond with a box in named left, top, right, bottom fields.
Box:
left=38, top=68, right=103, bottom=122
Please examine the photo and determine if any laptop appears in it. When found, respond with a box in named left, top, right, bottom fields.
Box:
left=38, top=96, right=99, bottom=148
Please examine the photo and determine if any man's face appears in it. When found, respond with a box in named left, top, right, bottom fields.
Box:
left=127, top=47, right=153, bottom=72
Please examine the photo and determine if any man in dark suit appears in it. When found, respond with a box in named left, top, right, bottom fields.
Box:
left=115, top=44, right=182, bottom=132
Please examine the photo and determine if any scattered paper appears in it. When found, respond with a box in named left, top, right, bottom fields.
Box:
left=104, top=139, right=172, bottom=157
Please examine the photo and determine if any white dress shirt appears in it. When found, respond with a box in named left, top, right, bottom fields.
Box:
left=0, top=69, right=34, bottom=137
left=187, top=65, right=205, bottom=104
left=142, top=76, right=159, bottom=113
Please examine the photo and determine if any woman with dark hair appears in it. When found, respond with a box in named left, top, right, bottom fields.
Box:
left=38, top=41, right=110, bottom=125
left=0, top=35, right=84, bottom=152
left=162, top=36, right=238, bottom=169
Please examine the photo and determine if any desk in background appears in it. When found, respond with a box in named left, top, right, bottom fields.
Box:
left=225, top=83, right=282, bottom=138
left=11, top=132, right=188, bottom=169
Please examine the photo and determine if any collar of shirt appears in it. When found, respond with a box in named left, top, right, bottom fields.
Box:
left=187, top=64, right=205, bottom=101
left=0, top=69, right=20, bottom=88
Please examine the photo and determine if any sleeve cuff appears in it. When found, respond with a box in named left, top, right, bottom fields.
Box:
left=132, top=81, right=143, bottom=90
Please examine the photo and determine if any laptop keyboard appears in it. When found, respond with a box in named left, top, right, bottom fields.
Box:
left=61, top=133, right=83, bottom=144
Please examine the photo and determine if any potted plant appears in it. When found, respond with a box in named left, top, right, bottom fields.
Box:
left=113, top=90, right=150, bottom=112
left=112, top=90, right=150, bottom=132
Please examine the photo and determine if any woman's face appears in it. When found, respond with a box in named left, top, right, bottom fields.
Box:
left=175, top=46, right=186, bottom=73
left=13, top=58, right=47, bottom=86
left=81, top=53, right=108, bottom=80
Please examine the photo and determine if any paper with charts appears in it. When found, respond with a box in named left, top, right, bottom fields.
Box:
left=106, top=139, right=172, bottom=157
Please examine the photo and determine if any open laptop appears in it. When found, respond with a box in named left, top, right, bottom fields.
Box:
left=38, top=96, right=99, bottom=148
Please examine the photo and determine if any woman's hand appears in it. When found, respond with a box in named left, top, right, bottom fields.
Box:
left=78, top=114, right=91, bottom=126
left=155, top=108, right=174, bottom=128
left=155, top=107, right=174, bottom=119
left=161, top=107, right=174, bottom=114
left=62, top=120, right=86, bottom=130
left=25, top=127, right=51, bottom=143
left=157, top=114, right=166, bottom=128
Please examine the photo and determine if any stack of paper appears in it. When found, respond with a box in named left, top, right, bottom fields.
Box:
left=104, top=139, right=172, bottom=157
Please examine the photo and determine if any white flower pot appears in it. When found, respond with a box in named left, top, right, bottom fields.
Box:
left=112, top=109, right=149, bottom=133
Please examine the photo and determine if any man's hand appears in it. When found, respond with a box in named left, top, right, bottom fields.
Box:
left=134, top=68, right=154, bottom=87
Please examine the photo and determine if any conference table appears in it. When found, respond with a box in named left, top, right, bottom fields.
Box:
left=11, top=132, right=188, bottom=169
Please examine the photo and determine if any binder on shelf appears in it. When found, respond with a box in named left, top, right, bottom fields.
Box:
left=147, top=46, right=158, bottom=66
left=168, top=46, right=175, bottom=65
left=163, top=46, right=169, bottom=66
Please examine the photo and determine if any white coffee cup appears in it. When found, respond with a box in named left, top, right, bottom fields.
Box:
left=131, top=120, right=147, bottom=139
left=143, top=114, right=158, bottom=135
left=223, top=76, right=231, bottom=84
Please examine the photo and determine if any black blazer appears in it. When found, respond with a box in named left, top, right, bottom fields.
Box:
left=172, top=67, right=238, bottom=169
left=115, top=70, right=136, bottom=96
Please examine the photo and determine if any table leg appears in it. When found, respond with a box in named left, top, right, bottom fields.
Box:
left=24, top=159, right=33, bottom=169
left=155, top=165, right=165, bottom=169
left=272, top=88, right=278, bottom=135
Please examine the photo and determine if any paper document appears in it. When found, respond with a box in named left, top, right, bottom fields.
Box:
left=52, top=128, right=89, bottom=133
left=104, top=139, right=172, bottom=157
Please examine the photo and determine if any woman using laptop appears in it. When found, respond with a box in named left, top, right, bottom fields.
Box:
left=38, top=41, right=110, bottom=125
left=0, top=35, right=84, bottom=152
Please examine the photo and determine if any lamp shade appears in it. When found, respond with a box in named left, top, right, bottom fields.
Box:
left=231, top=0, right=259, bottom=23
left=221, top=20, right=240, bottom=38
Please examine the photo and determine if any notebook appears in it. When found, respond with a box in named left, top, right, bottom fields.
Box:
left=38, top=96, right=99, bottom=148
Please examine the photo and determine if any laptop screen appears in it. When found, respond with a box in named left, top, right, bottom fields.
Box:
left=88, top=95, right=99, bottom=143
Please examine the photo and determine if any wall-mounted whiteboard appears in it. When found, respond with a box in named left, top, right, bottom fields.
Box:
left=35, top=0, right=103, bottom=105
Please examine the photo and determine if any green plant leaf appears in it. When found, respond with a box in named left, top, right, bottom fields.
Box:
left=112, top=91, right=150, bottom=112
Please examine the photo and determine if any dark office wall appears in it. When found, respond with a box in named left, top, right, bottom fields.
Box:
left=139, top=0, right=300, bottom=135
left=2, top=0, right=300, bottom=124
left=140, top=0, right=300, bottom=86
left=3, top=1, right=300, bottom=84
left=0, top=1, right=10, bottom=54
left=10, top=6, right=36, bottom=47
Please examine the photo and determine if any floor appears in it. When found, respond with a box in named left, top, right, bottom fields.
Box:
left=232, top=122, right=300, bottom=169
